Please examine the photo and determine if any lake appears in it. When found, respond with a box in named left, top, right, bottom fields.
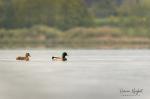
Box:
left=0, top=50, right=150, bottom=99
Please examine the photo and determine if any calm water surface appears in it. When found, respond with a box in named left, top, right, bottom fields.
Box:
left=0, top=50, right=150, bottom=99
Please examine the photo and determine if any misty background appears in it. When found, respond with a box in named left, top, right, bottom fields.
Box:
left=0, top=0, right=150, bottom=48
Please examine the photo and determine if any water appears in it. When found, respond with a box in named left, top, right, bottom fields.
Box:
left=0, top=50, right=150, bottom=99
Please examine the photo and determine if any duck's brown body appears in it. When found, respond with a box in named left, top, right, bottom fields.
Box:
left=16, top=57, right=30, bottom=61
left=16, top=53, right=31, bottom=61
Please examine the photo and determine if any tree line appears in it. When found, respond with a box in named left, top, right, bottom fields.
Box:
left=0, top=0, right=92, bottom=30
left=0, top=0, right=149, bottom=30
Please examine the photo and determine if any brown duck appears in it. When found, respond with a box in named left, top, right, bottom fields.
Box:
left=16, top=53, right=31, bottom=61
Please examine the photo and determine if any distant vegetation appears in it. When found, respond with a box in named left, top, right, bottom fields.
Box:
left=0, top=0, right=92, bottom=29
left=0, top=0, right=150, bottom=48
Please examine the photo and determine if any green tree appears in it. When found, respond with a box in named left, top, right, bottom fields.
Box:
left=54, top=0, right=93, bottom=30
left=1, top=0, right=15, bottom=28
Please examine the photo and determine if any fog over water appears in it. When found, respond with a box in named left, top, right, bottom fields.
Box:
left=0, top=50, right=150, bottom=99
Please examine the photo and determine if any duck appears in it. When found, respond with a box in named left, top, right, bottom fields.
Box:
left=52, top=52, right=68, bottom=61
left=16, top=53, right=31, bottom=61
